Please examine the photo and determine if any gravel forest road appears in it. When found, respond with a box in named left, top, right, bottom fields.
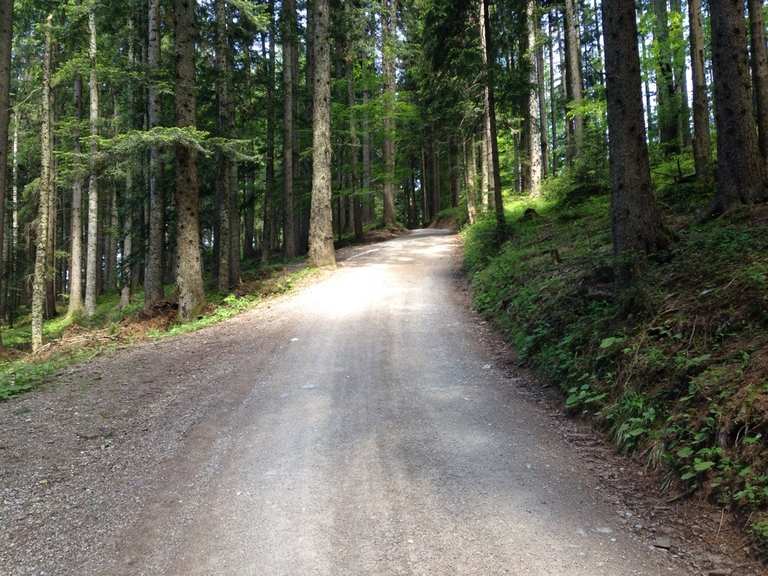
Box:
left=0, top=230, right=754, bottom=575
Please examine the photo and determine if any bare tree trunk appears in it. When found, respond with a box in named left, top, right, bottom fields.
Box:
left=548, top=11, right=558, bottom=175
left=215, top=0, right=231, bottom=291
left=0, top=0, right=12, bottom=329
left=480, top=0, right=505, bottom=232
left=465, top=137, right=478, bottom=224
left=68, top=77, right=85, bottom=316
left=479, top=133, right=489, bottom=210
left=602, top=0, right=667, bottom=277
left=32, top=15, right=54, bottom=352
left=362, top=89, right=373, bottom=224
left=688, top=0, right=710, bottom=181
left=381, top=0, right=397, bottom=227
left=449, top=137, right=459, bottom=208
left=564, top=0, right=583, bottom=162
left=282, top=0, right=297, bottom=258
left=670, top=0, right=690, bottom=147
left=526, top=0, right=543, bottom=195
left=748, top=0, right=768, bottom=171
left=145, top=0, right=164, bottom=308
left=229, top=160, right=240, bottom=285
left=308, top=0, right=335, bottom=267
left=120, top=18, right=135, bottom=308
left=709, top=0, right=766, bottom=212
left=535, top=9, right=548, bottom=180
left=431, top=138, right=440, bottom=218
left=85, top=7, right=100, bottom=318
left=348, top=59, right=363, bottom=242
left=261, top=2, right=276, bottom=264
left=174, top=0, right=206, bottom=320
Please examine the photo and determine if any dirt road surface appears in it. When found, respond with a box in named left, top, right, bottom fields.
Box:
left=0, top=231, right=758, bottom=575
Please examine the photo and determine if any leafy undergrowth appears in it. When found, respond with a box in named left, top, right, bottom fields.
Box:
left=0, top=263, right=316, bottom=400
left=463, top=174, right=768, bottom=555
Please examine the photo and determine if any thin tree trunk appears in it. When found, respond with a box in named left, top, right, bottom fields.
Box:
left=145, top=0, right=164, bottom=308
left=710, top=0, right=766, bottom=212
left=307, top=0, right=335, bottom=267
left=526, top=0, right=543, bottom=195
left=688, top=0, right=710, bottom=181
left=670, top=0, right=690, bottom=147
left=602, top=0, right=667, bottom=277
left=348, top=59, right=363, bottom=242
left=0, top=0, right=12, bottom=329
left=362, top=89, right=373, bottom=223
left=480, top=132, right=489, bottom=210
left=449, top=137, right=459, bottom=208
left=465, top=137, right=478, bottom=224
left=174, top=0, right=206, bottom=319
left=748, top=0, right=768, bottom=171
left=564, top=0, right=584, bottom=162
left=548, top=11, right=558, bottom=175
left=67, top=82, right=85, bottom=316
left=282, top=0, right=297, bottom=258
left=32, top=15, right=54, bottom=352
left=261, top=3, right=276, bottom=264
left=535, top=10, right=548, bottom=179
left=215, top=0, right=231, bottom=291
left=481, top=0, right=505, bottom=232
left=84, top=7, right=100, bottom=317
left=381, top=0, right=397, bottom=227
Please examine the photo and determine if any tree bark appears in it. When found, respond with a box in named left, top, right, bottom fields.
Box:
left=85, top=7, right=100, bottom=318
left=174, top=0, right=206, bottom=320
left=68, top=77, right=84, bottom=317
left=687, top=0, right=710, bottom=181
left=480, top=0, right=505, bottom=232
left=145, top=0, right=164, bottom=309
left=564, top=0, right=583, bottom=162
left=348, top=60, right=363, bottom=242
left=526, top=0, right=543, bottom=195
left=748, top=0, right=768, bottom=171
left=602, top=0, right=667, bottom=273
left=670, top=0, right=690, bottom=147
left=548, top=11, right=558, bottom=175
left=32, top=15, right=54, bottom=352
left=710, top=0, right=766, bottom=212
left=381, top=0, right=397, bottom=227
left=282, top=0, right=297, bottom=258
left=261, top=2, right=276, bottom=264
left=307, top=0, right=335, bottom=267
left=465, top=137, right=478, bottom=224
left=215, top=0, right=231, bottom=291
left=0, top=0, right=12, bottom=327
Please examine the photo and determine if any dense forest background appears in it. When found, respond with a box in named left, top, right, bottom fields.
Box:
left=2, top=0, right=768, bottom=553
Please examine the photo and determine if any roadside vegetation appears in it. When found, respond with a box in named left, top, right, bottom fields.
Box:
left=463, top=163, right=768, bottom=555
left=0, top=263, right=316, bottom=400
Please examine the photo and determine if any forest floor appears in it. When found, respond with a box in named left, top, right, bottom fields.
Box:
left=0, top=229, right=763, bottom=575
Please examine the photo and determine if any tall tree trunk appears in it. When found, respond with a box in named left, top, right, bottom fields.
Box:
left=174, top=0, right=206, bottom=319
left=362, top=89, right=373, bottom=223
left=602, top=0, right=667, bottom=276
left=0, top=0, right=12, bottom=328
left=449, top=137, right=459, bottom=208
left=261, top=2, right=276, bottom=264
left=653, top=0, right=680, bottom=154
left=68, top=79, right=85, bottom=316
left=120, top=18, right=135, bottom=309
left=215, top=0, right=231, bottom=291
left=526, top=0, right=543, bottom=195
left=229, top=159, right=240, bottom=285
left=381, top=0, right=397, bottom=227
left=282, top=0, right=297, bottom=258
left=670, top=0, right=690, bottom=147
left=480, top=0, right=505, bottom=232
left=479, top=132, right=489, bottom=210
left=748, top=0, right=768, bottom=171
left=548, top=11, right=558, bottom=175
left=431, top=137, right=440, bottom=218
left=145, top=0, right=164, bottom=309
left=709, top=0, right=766, bottom=212
left=535, top=10, right=548, bottom=179
left=32, top=15, right=54, bottom=352
left=84, top=7, right=100, bottom=318
left=307, top=0, right=335, bottom=267
left=348, top=60, right=363, bottom=242
left=564, top=0, right=584, bottom=162
left=688, top=0, right=710, bottom=181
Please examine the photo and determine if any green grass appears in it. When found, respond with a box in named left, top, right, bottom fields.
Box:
left=0, top=264, right=316, bottom=400
left=464, top=171, right=768, bottom=543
